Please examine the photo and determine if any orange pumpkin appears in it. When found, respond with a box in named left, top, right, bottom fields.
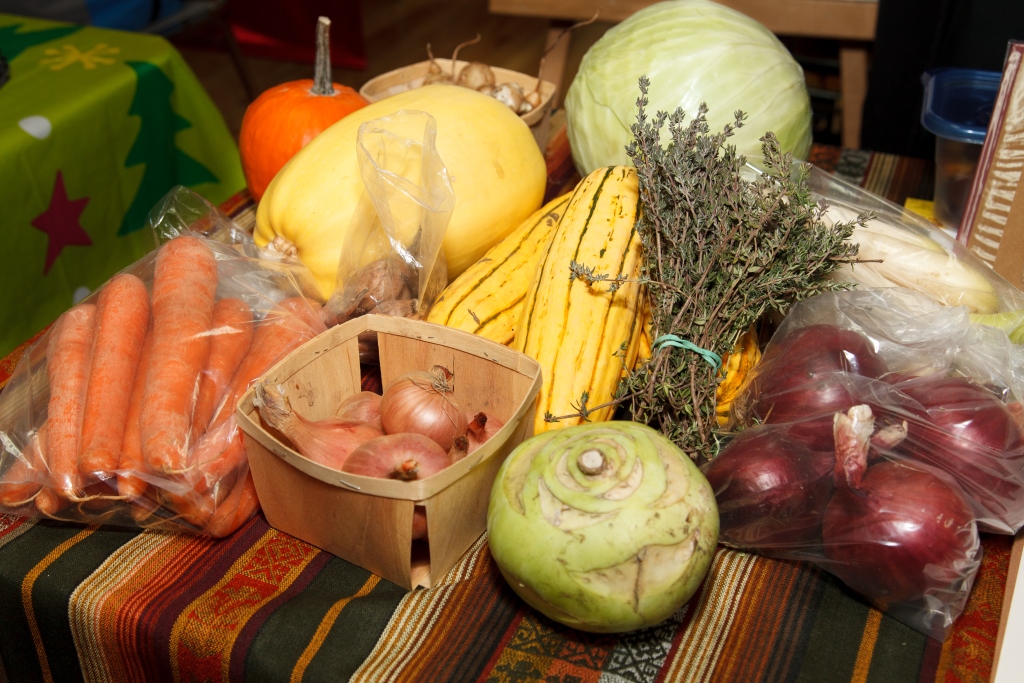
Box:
left=239, top=16, right=369, bottom=201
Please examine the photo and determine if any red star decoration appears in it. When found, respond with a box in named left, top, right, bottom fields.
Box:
left=32, top=171, right=91, bottom=274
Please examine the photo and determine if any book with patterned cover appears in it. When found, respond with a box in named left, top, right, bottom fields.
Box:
left=960, top=41, right=1024, bottom=288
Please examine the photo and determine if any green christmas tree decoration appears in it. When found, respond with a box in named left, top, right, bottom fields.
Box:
left=119, top=60, right=218, bottom=235
left=0, top=23, right=82, bottom=61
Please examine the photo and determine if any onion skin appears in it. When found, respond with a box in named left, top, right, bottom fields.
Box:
left=755, top=324, right=887, bottom=389
left=487, top=421, right=719, bottom=633
left=465, top=411, right=504, bottom=454
left=893, top=375, right=1024, bottom=533
left=336, top=391, right=383, bottom=431
left=741, top=325, right=886, bottom=427
left=702, top=426, right=833, bottom=548
left=822, top=406, right=980, bottom=604
left=254, top=384, right=382, bottom=470
left=380, top=366, right=468, bottom=451
left=341, top=433, right=450, bottom=481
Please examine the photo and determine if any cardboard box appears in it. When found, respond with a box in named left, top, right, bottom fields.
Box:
left=236, top=314, right=542, bottom=590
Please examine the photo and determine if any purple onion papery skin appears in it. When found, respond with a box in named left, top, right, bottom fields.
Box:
left=703, top=427, right=835, bottom=549
left=822, top=460, right=980, bottom=605
left=890, top=375, right=1024, bottom=534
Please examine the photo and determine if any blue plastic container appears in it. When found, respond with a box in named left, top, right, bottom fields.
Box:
left=920, top=68, right=1001, bottom=229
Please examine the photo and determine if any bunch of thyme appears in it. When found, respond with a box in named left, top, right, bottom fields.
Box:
left=614, top=76, right=862, bottom=461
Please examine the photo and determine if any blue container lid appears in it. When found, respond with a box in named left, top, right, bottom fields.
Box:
left=920, top=68, right=1001, bottom=144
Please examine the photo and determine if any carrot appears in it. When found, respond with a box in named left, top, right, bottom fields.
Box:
left=208, top=296, right=325, bottom=432
left=163, top=478, right=220, bottom=529
left=190, top=424, right=245, bottom=496
left=0, top=424, right=47, bottom=508
left=140, top=236, right=218, bottom=474
left=205, top=470, right=259, bottom=538
left=190, top=297, right=253, bottom=442
left=35, top=487, right=70, bottom=517
left=189, top=297, right=324, bottom=492
left=46, top=303, right=97, bottom=498
left=117, top=324, right=154, bottom=501
left=79, top=274, right=151, bottom=478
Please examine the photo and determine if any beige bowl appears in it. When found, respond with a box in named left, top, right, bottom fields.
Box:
left=359, top=58, right=557, bottom=149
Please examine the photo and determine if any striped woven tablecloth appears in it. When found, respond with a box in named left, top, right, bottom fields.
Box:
left=0, top=148, right=1012, bottom=683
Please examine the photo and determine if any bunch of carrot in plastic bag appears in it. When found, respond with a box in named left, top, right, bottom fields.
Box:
left=0, top=188, right=324, bottom=536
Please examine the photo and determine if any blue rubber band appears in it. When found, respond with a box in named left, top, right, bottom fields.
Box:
left=652, top=334, right=723, bottom=373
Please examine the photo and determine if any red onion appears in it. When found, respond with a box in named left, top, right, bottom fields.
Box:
left=753, top=324, right=887, bottom=392
left=892, top=375, right=1024, bottom=532
left=702, top=425, right=834, bottom=547
left=741, top=325, right=887, bottom=432
left=380, top=365, right=468, bottom=451
left=822, top=406, right=980, bottom=604
left=336, top=391, right=383, bottom=431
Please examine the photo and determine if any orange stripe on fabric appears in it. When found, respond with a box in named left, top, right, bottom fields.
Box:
left=70, top=530, right=191, bottom=682
left=389, top=536, right=495, bottom=682
left=397, top=545, right=497, bottom=682
left=851, top=608, right=883, bottom=683
left=713, top=555, right=799, bottom=682
left=169, top=529, right=320, bottom=683
left=352, top=535, right=489, bottom=682
left=114, top=532, right=217, bottom=681
left=662, top=550, right=757, bottom=682
left=289, top=575, right=380, bottom=683
left=21, top=524, right=98, bottom=683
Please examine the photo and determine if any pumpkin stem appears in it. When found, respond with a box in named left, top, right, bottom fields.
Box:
left=312, top=16, right=335, bottom=96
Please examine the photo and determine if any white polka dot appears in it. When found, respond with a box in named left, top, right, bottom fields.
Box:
left=72, top=286, right=91, bottom=303
left=19, top=116, right=52, bottom=140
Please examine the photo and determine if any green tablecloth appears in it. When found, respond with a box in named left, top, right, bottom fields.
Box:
left=0, top=14, right=244, bottom=358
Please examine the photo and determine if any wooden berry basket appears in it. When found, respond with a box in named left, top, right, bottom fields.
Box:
left=359, top=58, right=557, bottom=149
left=236, top=314, right=542, bottom=590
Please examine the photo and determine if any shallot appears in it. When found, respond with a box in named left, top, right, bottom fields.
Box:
left=822, top=405, right=980, bottom=604
left=465, top=411, right=504, bottom=454
left=341, top=433, right=450, bottom=481
left=254, top=383, right=382, bottom=469
left=336, top=391, right=383, bottom=431
left=380, top=365, right=467, bottom=450
left=449, top=435, right=469, bottom=463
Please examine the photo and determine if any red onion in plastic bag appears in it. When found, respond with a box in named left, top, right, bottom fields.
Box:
left=822, top=406, right=980, bottom=608
left=701, top=425, right=833, bottom=548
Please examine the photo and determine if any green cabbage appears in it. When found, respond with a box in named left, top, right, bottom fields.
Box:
left=565, top=0, right=813, bottom=174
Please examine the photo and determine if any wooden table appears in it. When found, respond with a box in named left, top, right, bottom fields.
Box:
left=489, top=0, right=877, bottom=149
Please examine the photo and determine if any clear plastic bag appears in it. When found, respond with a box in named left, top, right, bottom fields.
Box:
left=0, top=188, right=326, bottom=536
left=806, top=162, right=1024, bottom=315
left=322, top=111, right=454, bottom=332
left=730, top=288, right=1024, bottom=533
left=706, top=287, right=1024, bottom=639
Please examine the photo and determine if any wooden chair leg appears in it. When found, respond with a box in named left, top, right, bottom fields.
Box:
left=541, top=21, right=573, bottom=110
left=840, top=43, right=870, bottom=150
left=218, top=16, right=259, bottom=102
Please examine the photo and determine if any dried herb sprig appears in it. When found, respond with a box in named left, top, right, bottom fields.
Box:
left=615, top=76, right=862, bottom=461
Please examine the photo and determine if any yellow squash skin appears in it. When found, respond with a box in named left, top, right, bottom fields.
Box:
left=514, top=166, right=645, bottom=434
left=255, top=84, right=547, bottom=299
left=426, top=193, right=571, bottom=344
